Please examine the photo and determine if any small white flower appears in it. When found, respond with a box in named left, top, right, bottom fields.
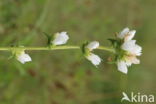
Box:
left=118, top=27, right=136, bottom=41
left=17, top=51, right=32, bottom=64
left=84, top=41, right=101, bottom=66
left=118, top=27, right=129, bottom=39
left=117, top=61, right=128, bottom=74
left=125, top=30, right=136, bottom=41
left=86, top=41, right=99, bottom=51
left=125, top=55, right=140, bottom=65
left=121, top=40, right=142, bottom=56
left=86, top=53, right=101, bottom=66
left=116, top=28, right=142, bottom=74
left=52, top=32, right=69, bottom=45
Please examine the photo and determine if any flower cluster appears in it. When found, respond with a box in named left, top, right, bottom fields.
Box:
left=10, top=27, right=142, bottom=74
left=109, top=28, right=142, bottom=74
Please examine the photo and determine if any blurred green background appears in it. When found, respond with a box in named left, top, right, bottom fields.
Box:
left=0, top=0, right=156, bottom=104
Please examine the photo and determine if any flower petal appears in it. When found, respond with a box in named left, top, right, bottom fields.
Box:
left=121, top=40, right=136, bottom=52
left=117, top=61, right=128, bottom=74
left=118, top=27, right=129, bottom=39
left=17, top=53, right=32, bottom=64
left=52, top=32, right=69, bottom=45
left=86, top=41, right=99, bottom=51
left=125, top=60, right=132, bottom=67
left=86, top=53, right=101, bottom=66
left=124, top=30, right=136, bottom=41
left=131, top=57, right=140, bottom=64
left=132, top=44, right=142, bottom=56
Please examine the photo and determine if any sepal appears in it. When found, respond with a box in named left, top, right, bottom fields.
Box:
left=43, top=32, right=53, bottom=46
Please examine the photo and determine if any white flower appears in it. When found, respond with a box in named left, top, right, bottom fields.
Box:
left=84, top=41, right=101, bottom=66
left=86, top=41, right=99, bottom=51
left=117, top=61, right=128, bottom=74
left=121, top=40, right=142, bottom=56
left=17, top=51, right=32, bottom=64
left=116, top=28, right=142, bottom=74
left=86, top=53, right=101, bottom=66
left=117, top=56, right=140, bottom=74
left=52, top=32, right=69, bottom=45
left=118, top=27, right=136, bottom=41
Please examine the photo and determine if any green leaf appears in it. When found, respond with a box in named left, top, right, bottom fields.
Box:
left=108, top=38, right=121, bottom=49
left=81, top=41, right=89, bottom=55
left=43, top=32, right=53, bottom=45
left=108, top=38, right=117, bottom=45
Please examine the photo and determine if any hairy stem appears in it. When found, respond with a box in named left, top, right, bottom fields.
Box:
left=0, top=46, right=114, bottom=53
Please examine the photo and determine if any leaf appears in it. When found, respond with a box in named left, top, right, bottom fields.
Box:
left=108, top=38, right=119, bottom=48
left=108, top=38, right=117, bottom=44
left=81, top=41, right=89, bottom=55
left=43, top=32, right=53, bottom=45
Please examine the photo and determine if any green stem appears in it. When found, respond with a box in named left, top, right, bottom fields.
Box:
left=98, top=46, right=115, bottom=53
left=0, top=45, right=114, bottom=53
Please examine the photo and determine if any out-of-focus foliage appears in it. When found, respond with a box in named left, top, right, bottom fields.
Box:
left=0, top=0, right=156, bottom=104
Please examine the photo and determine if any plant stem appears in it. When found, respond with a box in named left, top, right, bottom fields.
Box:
left=0, top=46, right=114, bottom=53
left=98, top=46, right=115, bottom=53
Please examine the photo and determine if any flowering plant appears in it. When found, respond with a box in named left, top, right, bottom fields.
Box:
left=0, top=28, right=142, bottom=74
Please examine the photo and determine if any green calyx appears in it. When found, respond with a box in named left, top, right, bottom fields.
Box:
left=10, top=46, right=25, bottom=59
left=108, top=38, right=127, bottom=63
left=81, top=41, right=91, bottom=56
left=43, top=32, right=54, bottom=46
